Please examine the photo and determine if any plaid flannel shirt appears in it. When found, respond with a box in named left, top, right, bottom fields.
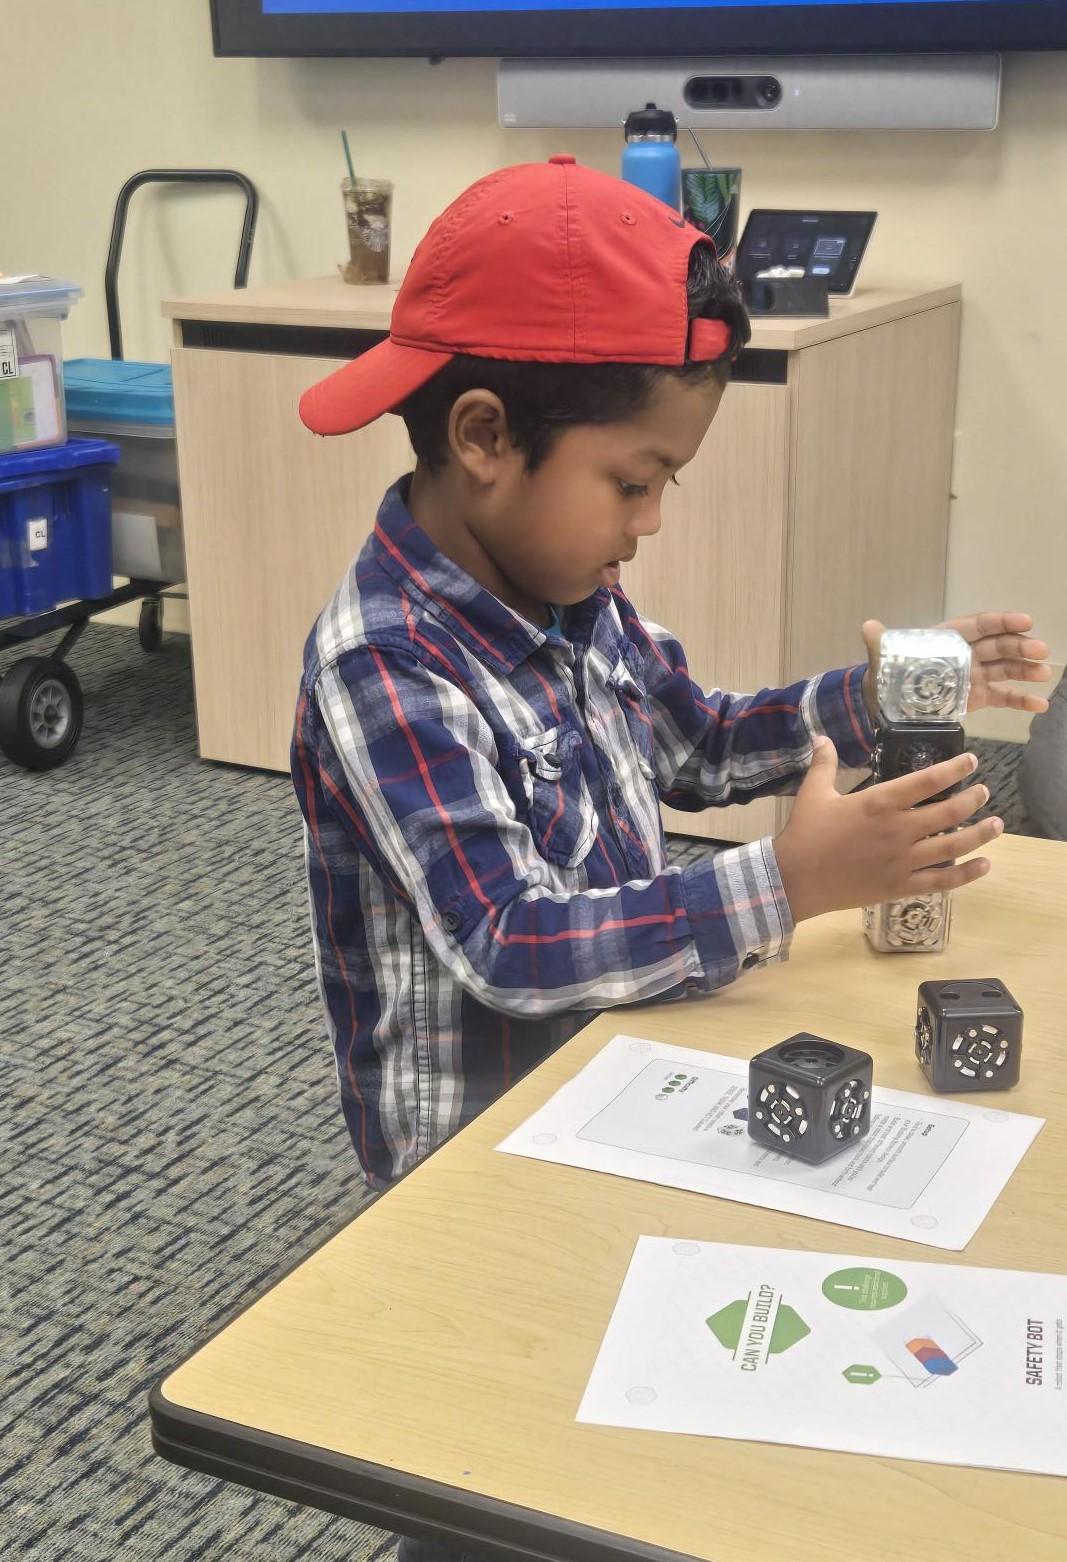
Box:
left=292, top=479, right=875, bottom=1186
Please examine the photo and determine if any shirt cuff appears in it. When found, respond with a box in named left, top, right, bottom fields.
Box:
left=680, top=837, right=795, bottom=990
left=803, top=664, right=876, bottom=770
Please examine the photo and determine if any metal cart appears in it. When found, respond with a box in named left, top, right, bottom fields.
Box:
left=0, top=169, right=258, bottom=771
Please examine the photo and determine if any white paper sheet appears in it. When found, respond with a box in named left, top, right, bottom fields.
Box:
left=578, top=1237, right=1067, bottom=1476
left=496, top=1035, right=1043, bottom=1249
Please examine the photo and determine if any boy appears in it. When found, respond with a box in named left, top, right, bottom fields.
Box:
left=293, top=156, right=1049, bottom=1200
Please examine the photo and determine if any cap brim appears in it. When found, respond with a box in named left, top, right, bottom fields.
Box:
left=300, top=339, right=454, bottom=436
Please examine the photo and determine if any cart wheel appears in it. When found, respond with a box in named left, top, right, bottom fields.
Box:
left=0, top=657, right=84, bottom=771
left=139, top=596, right=164, bottom=652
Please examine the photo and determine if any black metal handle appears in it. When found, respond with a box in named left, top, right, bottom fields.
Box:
left=105, top=169, right=259, bottom=359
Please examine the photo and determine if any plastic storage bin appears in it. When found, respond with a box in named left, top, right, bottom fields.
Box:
left=64, top=359, right=184, bottom=583
left=0, top=276, right=82, bottom=455
left=0, top=437, right=119, bottom=618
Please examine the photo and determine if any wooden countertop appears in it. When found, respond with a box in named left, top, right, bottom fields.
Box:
left=164, top=275, right=962, bottom=351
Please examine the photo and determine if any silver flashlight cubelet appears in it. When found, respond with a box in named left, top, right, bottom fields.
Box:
left=875, top=627, right=970, bottom=723
left=863, top=893, right=953, bottom=954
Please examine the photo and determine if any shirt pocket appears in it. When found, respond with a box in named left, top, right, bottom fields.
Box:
left=517, top=725, right=599, bottom=869
left=607, top=656, right=657, bottom=783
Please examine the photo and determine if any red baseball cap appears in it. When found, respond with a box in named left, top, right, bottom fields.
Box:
left=300, top=155, right=732, bottom=437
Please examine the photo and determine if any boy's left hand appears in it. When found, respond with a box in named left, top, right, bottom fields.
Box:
left=861, top=611, right=1052, bottom=723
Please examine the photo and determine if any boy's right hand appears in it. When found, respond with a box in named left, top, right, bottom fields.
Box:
left=775, top=738, right=1002, bottom=924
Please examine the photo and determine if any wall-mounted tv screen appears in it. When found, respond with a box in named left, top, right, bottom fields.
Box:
left=211, top=0, right=1067, bottom=60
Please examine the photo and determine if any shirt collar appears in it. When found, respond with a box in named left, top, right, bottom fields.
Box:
left=371, top=478, right=611, bottom=673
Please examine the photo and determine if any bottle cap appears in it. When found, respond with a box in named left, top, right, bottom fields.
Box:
left=624, top=103, right=678, bottom=141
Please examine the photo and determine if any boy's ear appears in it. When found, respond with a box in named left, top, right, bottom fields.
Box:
left=448, top=390, right=514, bottom=484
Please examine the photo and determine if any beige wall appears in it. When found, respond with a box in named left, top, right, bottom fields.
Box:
left=7, top=2, right=1066, bottom=728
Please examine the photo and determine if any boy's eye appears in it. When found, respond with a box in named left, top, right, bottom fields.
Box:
left=617, top=481, right=649, bottom=499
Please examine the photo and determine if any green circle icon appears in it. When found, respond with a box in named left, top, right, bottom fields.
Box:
left=822, top=1267, right=907, bottom=1311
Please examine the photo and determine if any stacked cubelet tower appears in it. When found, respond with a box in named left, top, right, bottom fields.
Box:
left=864, top=628, right=971, bottom=953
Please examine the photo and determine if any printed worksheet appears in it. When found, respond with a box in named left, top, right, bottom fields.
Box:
left=578, top=1237, right=1067, bottom=1476
left=496, top=1035, right=1043, bottom=1249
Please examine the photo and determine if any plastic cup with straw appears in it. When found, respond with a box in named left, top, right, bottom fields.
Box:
left=340, top=129, right=392, bottom=285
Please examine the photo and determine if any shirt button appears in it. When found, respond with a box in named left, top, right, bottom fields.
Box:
left=442, top=911, right=462, bottom=934
left=742, top=953, right=759, bottom=971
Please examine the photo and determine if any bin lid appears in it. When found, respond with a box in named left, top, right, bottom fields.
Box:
left=0, top=274, right=83, bottom=319
left=0, top=435, right=121, bottom=482
left=64, top=359, right=174, bottom=428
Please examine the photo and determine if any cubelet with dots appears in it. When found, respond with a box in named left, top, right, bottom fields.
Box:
left=915, top=978, right=1023, bottom=1092
left=875, top=720, right=966, bottom=801
left=748, top=1034, right=874, bottom=1164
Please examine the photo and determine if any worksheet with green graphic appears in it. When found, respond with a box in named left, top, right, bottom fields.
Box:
left=496, top=1035, right=1043, bottom=1249
left=578, top=1237, right=1067, bottom=1475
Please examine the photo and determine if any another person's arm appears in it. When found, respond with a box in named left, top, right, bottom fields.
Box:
left=1019, top=666, right=1067, bottom=840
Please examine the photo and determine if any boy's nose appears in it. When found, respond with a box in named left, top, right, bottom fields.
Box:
left=630, top=506, right=662, bottom=541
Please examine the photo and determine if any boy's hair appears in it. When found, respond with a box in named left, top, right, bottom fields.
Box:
left=400, top=243, right=750, bottom=474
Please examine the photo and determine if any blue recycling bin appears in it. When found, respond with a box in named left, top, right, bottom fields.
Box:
left=0, top=436, right=120, bottom=619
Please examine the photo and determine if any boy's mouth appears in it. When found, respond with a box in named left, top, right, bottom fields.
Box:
left=600, top=550, right=635, bottom=584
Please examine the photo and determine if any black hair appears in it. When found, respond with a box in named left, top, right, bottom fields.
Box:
left=399, top=241, right=750, bottom=473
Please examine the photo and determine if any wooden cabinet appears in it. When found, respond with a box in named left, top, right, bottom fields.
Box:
left=166, top=279, right=960, bottom=842
left=171, top=345, right=411, bottom=770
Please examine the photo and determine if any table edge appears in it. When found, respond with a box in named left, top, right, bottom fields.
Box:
left=149, top=1383, right=700, bottom=1562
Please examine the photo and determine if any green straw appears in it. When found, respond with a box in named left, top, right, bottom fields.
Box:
left=341, top=130, right=356, bottom=183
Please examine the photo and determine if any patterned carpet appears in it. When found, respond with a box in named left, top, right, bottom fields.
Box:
left=1, top=626, right=390, bottom=1561
left=0, top=624, right=1032, bottom=1560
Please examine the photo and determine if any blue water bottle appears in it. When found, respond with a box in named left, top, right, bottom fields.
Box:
left=621, top=103, right=681, bottom=212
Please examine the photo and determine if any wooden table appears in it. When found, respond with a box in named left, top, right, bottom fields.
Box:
left=151, top=833, right=1067, bottom=1562
left=163, top=275, right=961, bottom=849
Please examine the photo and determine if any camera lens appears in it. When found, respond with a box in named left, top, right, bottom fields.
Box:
left=756, top=77, right=782, bottom=107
